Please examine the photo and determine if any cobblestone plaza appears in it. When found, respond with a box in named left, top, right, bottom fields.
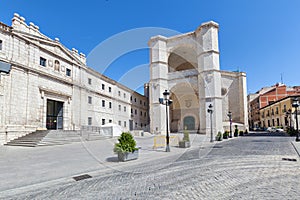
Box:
left=1, top=132, right=300, bottom=199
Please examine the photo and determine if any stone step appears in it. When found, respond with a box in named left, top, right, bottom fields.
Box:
left=4, top=130, right=110, bottom=147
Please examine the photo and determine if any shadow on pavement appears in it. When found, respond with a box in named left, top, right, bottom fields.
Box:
left=106, top=157, right=119, bottom=163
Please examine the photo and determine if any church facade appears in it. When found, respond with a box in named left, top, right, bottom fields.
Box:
left=0, top=14, right=248, bottom=145
left=148, top=21, right=248, bottom=135
left=0, top=14, right=149, bottom=144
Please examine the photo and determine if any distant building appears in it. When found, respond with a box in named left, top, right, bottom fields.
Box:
left=148, top=21, right=248, bottom=135
left=248, top=83, right=300, bottom=129
left=260, top=95, right=300, bottom=130
left=0, top=14, right=149, bottom=144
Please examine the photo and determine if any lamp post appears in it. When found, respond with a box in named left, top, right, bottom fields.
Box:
left=207, top=104, right=213, bottom=142
left=227, top=111, right=232, bottom=138
left=159, top=90, right=173, bottom=152
left=292, top=98, right=300, bottom=142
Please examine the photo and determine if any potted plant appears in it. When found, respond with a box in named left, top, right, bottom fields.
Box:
left=234, top=125, right=239, bottom=137
left=114, top=132, right=139, bottom=162
left=179, top=129, right=190, bottom=148
left=216, top=131, right=222, bottom=141
left=223, top=131, right=229, bottom=139
left=239, top=130, right=244, bottom=136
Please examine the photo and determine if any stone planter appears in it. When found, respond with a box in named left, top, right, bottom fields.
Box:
left=117, top=149, right=139, bottom=162
left=179, top=141, right=190, bottom=148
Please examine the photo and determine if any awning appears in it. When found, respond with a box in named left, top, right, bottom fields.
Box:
left=0, top=61, right=10, bottom=73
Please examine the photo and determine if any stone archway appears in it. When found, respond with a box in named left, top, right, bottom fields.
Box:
left=168, top=46, right=197, bottom=73
left=169, top=82, right=199, bottom=133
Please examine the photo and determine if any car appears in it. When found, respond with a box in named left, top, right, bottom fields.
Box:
left=275, top=128, right=284, bottom=132
left=267, top=127, right=285, bottom=132
left=267, top=127, right=276, bottom=132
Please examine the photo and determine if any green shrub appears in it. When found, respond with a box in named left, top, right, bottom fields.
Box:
left=223, top=131, right=229, bottom=139
left=234, top=125, right=239, bottom=137
left=216, top=131, right=222, bottom=141
left=114, top=132, right=138, bottom=153
left=239, top=130, right=244, bottom=136
left=287, top=127, right=297, bottom=136
left=182, top=129, right=190, bottom=142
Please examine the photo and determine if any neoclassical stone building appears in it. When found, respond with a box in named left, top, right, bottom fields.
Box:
left=0, top=14, right=149, bottom=144
left=148, top=21, right=248, bottom=135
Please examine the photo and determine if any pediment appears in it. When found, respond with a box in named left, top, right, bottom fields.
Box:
left=17, top=32, right=85, bottom=66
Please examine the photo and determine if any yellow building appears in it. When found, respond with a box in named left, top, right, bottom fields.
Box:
left=260, top=95, right=300, bottom=130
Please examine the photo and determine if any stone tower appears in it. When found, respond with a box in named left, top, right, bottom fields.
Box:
left=148, top=21, right=248, bottom=136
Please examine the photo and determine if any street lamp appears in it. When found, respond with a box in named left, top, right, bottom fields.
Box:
left=292, top=98, right=300, bottom=142
left=227, top=111, right=232, bottom=138
left=159, top=90, right=173, bottom=152
left=207, top=104, right=213, bottom=142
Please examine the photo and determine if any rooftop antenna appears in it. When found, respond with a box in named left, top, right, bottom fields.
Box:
left=281, top=73, right=284, bottom=84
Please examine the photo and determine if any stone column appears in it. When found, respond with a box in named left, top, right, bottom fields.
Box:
left=196, top=21, right=223, bottom=135
left=148, top=36, right=169, bottom=134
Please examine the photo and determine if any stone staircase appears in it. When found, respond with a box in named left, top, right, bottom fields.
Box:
left=4, top=129, right=110, bottom=147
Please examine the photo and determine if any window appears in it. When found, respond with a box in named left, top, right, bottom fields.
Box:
left=130, top=96, right=132, bottom=101
left=88, top=78, right=92, bottom=85
left=140, top=111, right=142, bottom=116
left=134, top=98, right=136, bottom=102
left=109, top=87, right=112, bottom=92
left=118, top=91, right=121, bottom=96
left=283, top=105, right=287, bottom=112
left=144, top=102, right=146, bottom=106
left=124, top=93, right=126, bottom=98
left=131, top=108, right=133, bottom=114
left=0, top=40, right=2, bottom=50
left=88, top=96, right=92, bottom=104
left=118, top=121, right=121, bottom=126
left=109, top=119, right=112, bottom=123
left=144, top=112, right=147, bottom=117
left=119, top=105, right=121, bottom=111
left=102, top=84, right=105, bottom=90
left=40, top=57, right=47, bottom=67
left=109, top=102, right=112, bottom=109
left=141, top=123, right=143, bottom=128
left=102, top=100, right=105, bottom=107
left=66, top=68, right=71, bottom=76
left=135, top=122, right=138, bottom=128
left=124, top=121, right=126, bottom=127
left=135, top=109, right=137, bottom=115
left=88, top=117, right=92, bottom=126
left=124, top=106, right=126, bottom=112
left=102, top=119, right=105, bottom=125
left=140, top=100, right=142, bottom=105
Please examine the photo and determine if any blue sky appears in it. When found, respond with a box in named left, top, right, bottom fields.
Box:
left=1, top=0, right=300, bottom=94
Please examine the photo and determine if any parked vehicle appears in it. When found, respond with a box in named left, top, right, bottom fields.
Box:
left=267, top=127, right=284, bottom=132
left=275, top=128, right=284, bottom=132
left=267, top=127, right=276, bottom=132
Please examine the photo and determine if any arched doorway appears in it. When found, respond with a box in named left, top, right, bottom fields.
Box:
left=183, top=116, right=195, bottom=130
